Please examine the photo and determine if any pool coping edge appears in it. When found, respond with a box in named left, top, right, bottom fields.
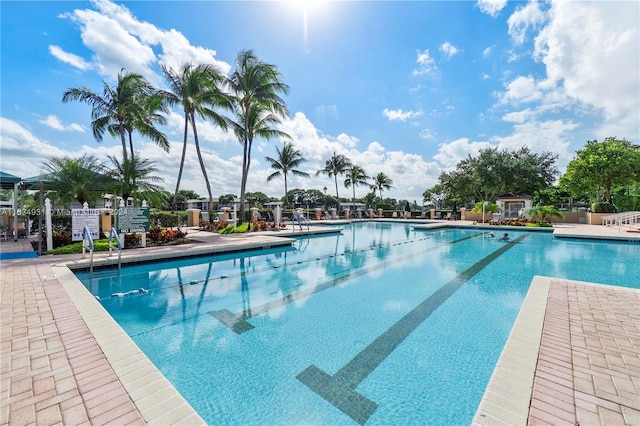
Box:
left=51, top=264, right=206, bottom=426
left=472, top=275, right=550, bottom=425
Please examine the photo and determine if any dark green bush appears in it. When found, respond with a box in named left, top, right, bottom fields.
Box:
left=591, top=202, right=614, bottom=213
left=150, top=211, right=188, bottom=227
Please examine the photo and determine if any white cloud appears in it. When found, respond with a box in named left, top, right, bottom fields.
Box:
left=508, top=0, right=546, bottom=45
left=420, top=128, right=435, bottom=140
left=492, top=119, right=577, bottom=169
left=274, top=112, right=440, bottom=200
left=60, top=0, right=230, bottom=86
left=481, top=73, right=490, bottom=80
left=483, top=46, right=493, bottom=57
left=533, top=0, right=639, bottom=140
left=498, top=75, right=544, bottom=104
left=382, top=108, right=424, bottom=122
left=48, top=45, right=92, bottom=70
left=433, top=138, right=493, bottom=169
left=413, top=49, right=437, bottom=76
left=0, top=118, right=68, bottom=177
left=502, top=109, right=534, bottom=123
left=476, top=0, right=508, bottom=17
left=440, top=42, right=460, bottom=59
left=39, top=115, right=85, bottom=132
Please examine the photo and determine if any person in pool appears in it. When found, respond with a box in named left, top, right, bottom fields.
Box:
left=500, top=232, right=510, bottom=241
left=487, top=231, right=496, bottom=238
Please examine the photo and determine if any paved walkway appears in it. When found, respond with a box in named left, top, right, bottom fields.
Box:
left=2, top=222, right=639, bottom=425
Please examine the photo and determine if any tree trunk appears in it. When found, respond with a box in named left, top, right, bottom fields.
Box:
left=171, top=116, right=190, bottom=210
left=120, top=124, right=128, bottom=161
left=190, top=115, right=214, bottom=219
left=284, top=173, right=289, bottom=207
left=128, top=131, right=135, bottom=160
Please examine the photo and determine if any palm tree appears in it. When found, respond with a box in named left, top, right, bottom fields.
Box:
left=371, top=172, right=394, bottom=200
left=344, top=165, right=370, bottom=211
left=62, top=69, right=159, bottom=160
left=42, top=154, right=111, bottom=206
left=105, top=154, right=164, bottom=204
left=265, top=142, right=310, bottom=207
left=316, top=152, right=352, bottom=201
left=526, top=204, right=565, bottom=223
left=161, top=63, right=232, bottom=216
left=226, top=49, right=290, bottom=223
left=471, top=201, right=501, bottom=223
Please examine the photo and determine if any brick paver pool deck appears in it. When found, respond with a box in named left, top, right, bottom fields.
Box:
left=1, top=222, right=639, bottom=425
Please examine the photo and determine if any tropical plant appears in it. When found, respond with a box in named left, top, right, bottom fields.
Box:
left=316, top=152, right=352, bottom=200
left=470, top=201, right=501, bottom=222
left=161, top=63, right=232, bottom=216
left=344, top=165, right=370, bottom=210
left=62, top=69, right=162, bottom=160
left=42, top=154, right=111, bottom=206
left=371, top=172, right=393, bottom=200
left=526, top=204, right=565, bottom=223
left=105, top=154, right=164, bottom=204
left=226, top=49, right=290, bottom=223
left=265, top=142, right=310, bottom=207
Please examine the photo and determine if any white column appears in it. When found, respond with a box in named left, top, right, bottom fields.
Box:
left=45, top=198, right=53, bottom=250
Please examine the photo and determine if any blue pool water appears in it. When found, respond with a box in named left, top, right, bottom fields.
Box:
left=76, top=223, right=640, bottom=425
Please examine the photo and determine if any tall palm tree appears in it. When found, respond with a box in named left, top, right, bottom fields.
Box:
left=42, top=154, right=111, bottom=206
left=265, top=142, right=310, bottom=207
left=161, top=63, right=232, bottom=216
left=226, top=49, right=290, bottom=223
left=105, top=154, right=164, bottom=204
left=371, top=172, right=394, bottom=200
left=344, top=165, right=370, bottom=210
left=316, top=152, right=352, bottom=201
left=62, top=69, right=158, bottom=160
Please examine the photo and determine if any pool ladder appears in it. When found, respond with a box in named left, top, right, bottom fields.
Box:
left=81, top=226, right=95, bottom=278
left=108, top=227, right=123, bottom=274
left=82, top=226, right=123, bottom=278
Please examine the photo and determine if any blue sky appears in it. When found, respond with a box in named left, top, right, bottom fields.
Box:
left=1, top=0, right=638, bottom=203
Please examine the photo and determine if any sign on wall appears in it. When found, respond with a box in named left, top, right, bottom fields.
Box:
left=71, top=209, right=100, bottom=241
left=116, top=207, right=150, bottom=233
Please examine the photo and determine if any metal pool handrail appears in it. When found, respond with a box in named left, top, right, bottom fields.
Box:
left=108, top=227, right=123, bottom=274
left=82, top=226, right=94, bottom=278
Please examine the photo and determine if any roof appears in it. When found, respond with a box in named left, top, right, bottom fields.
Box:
left=0, top=171, right=22, bottom=189
left=496, top=193, right=532, bottom=201
left=19, top=173, right=57, bottom=190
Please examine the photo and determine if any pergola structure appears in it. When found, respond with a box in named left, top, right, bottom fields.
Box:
left=0, top=171, right=54, bottom=248
left=0, top=171, right=22, bottom=242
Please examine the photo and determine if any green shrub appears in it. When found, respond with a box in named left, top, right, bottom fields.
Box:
left=591, top=202, right=614, bottom=213
left=151, top=211, right=188, bottom=227
left=43, top=239, right=118, bottom=255
left=219, top=223, right=249, bottom=234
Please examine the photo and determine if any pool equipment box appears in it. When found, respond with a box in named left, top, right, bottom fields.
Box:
left=116, top=207, right=150, bottom=233
left=71, top=209, right=100, bottom=241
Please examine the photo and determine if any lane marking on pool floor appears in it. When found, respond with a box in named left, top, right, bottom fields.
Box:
left=296, top=234, right=528, bottom=425
left=209, top=233, right=483, bottom=334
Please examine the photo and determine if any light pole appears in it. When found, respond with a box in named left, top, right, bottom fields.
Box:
left=482, top=200, right=487, bottom=224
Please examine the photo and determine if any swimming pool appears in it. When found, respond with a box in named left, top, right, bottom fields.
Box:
left=76, top=223, right=640, bottom=425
